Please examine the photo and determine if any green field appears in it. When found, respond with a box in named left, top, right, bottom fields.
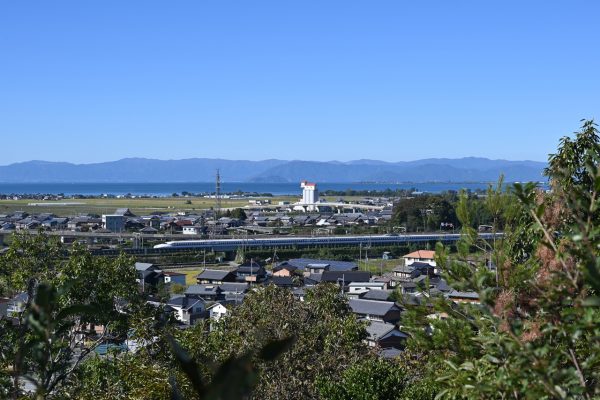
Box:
left=358, top=258, right=402, bottom=274
left=0, top=195, right=371, bottom=217
left=162, top=259, right=402, bottom=287
left=0, top=196, right=293, bottom=216
left=164, top=267, right=203, bottom=286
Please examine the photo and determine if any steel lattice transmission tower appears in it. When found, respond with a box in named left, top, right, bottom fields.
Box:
left=215, top=169, right=222, bottom=218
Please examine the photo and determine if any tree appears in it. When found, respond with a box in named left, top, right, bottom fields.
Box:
left=0, top=234, right=146, bottom=398
left=177, top=284, right=368, bottom=399
left=402, top=120, right=600, bottom=399
left=230, top=208, right=247, bottom=220
left=317, top=355, right=439, bottom=400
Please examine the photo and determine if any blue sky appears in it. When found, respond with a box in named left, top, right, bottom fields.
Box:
left=0, top=1, right=598, bottom=165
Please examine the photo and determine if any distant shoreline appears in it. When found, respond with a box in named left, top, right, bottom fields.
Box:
left=0, top=181, right=547, bottom=197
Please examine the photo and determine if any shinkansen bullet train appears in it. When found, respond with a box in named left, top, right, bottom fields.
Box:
left=153, top=233, right=501, bottom=251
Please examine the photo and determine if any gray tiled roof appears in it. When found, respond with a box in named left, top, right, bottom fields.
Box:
left=219, top=282, right=249, bottom=293
left=224, top=293, right=246, bottom=303
left=135, top=262, right=155, bottom=272
left=349, top=299, right=400, bottom=316
left=361, top=289, right=393, bottom=301
left=379, top=347, right=403, bottom=359
left=271, top=276, right=294, bottom=286
left=278, top=258, right=357, bottom=272
left=435, top=280, right=452, bottom=292
left=167, top=295, right=203, bottom=310
left=392, top=265, right=413, bottom=273
left=447, top=290, right=480, bottom=300
left=365, top=320, right=407, bottom=341
left=396, top=294, right=423, bottom=306
left=185, top=284, right=221, bottom=296
left=321, top=271, right=371, bottom=283
left=197, top=269, right=235, bottom=281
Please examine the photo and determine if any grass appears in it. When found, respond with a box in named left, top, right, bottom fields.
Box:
left=163, top=265, right=237, bottom=286
left=0, top=196, right=297, bottom=217
left=162, top=258, right=401, bottom=287
left=0, top=195, right=379, bottom=217
left=357, top=258, right=402, bottom=274
left=165, top=267, right=204, bottom=286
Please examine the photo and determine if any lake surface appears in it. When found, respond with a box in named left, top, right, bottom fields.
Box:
left=0, top=182, right=519, bottom=196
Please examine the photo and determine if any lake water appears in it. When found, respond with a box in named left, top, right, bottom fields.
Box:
left=0, top=182, right=516, bottom=196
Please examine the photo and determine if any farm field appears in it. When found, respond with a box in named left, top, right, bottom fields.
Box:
left=0, top=195, right=373, bottom=216
left=0, top=196, right=292, bottom=216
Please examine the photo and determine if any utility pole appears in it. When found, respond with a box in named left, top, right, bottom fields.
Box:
left=215, top=169, right=222, bottom=219
left=359, top=243, right=362, bottom=270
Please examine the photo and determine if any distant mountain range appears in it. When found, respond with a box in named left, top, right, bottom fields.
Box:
left=0, top=157, right=547, bottom=183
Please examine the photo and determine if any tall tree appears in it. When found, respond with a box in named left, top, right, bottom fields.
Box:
left=403, top=120, right=600, bottom=399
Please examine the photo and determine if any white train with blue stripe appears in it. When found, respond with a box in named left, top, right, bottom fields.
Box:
left=153, top=233, right=500, bottom=251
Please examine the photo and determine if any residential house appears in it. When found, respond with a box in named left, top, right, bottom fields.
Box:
left=277, top=258, right=358, bottom=274
left=292, top=288, right=306, bottom=302
left=272, top=264, right=299, bottom=277
left=391, top=265, right=413, bottom=283
left=6, top=292, right=29, bottom=317
left=1, top=222, right=15, bottom=230
left=402, top=250, right=436, bottom=269
left=397, top=281, right=418, bottom=294
left=271, top=276, right=294, bottom=288
left=196, top=269, right=237, bottom=285
left=411, top=261, right=437, bottom=277
left=347, top=282, right=387, bottom=298
left=183, top=225, right=204, bottom=235
left=236, top=263, right=267, bottom=283
left=163, top=271, right=186, bottom=286
left=349, top=299, right=402, bottom=324
left=223, top=292, right=246, bottom=304
left=43, top=217, right=68, bottom=230
left=360, top=289, right=394, bottom=302
left=218, top=282, right=249, bottom=297
left=365, top=320, right=409, bottom=349
left=446, top=290, right=480, bottom=304
left=320, top=271, right=372, bottom=290
left=67, top=216, right=101, bottom=231
left=16, top=217, right=41, bottom=230
left=102, top=215, right=126, bottom=233
left=166, top=295, right=205, bottom=325
left=217, top=217, right=242, bottom=228
left=185, top=284, right=223, bottom=302
left=135, top=262, right=164, bottom=290
left=207, top=303, right=228, bottom=321
left=140, top=215, right=161, bottom=229
left=306, top=263, right=330, bottom=274
left=115, top=208, right=135, bottom=217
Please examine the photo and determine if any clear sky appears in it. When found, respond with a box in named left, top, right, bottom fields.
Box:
left=1, top=1, right=598, bottom=165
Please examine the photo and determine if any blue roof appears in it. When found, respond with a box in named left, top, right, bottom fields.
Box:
left=279, top=258, right=357, bottom=272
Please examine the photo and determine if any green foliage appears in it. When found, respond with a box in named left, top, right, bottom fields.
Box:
left=176, top=284, right=368, bottom=399
left=229, top=208, right=247, bottom=220
left=392, top=194, right=460, bottom=232
left=402, top=120, right=600, bottom=399
left=317, top=351, right=442, bottom=400
left=0, top=230, right=63, bottom=296
left=0, top=232, right=148, bottom=398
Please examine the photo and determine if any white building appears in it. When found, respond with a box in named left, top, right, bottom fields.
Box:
left=102, top=214, right=126, bottom=233
left=183, top=226, right=203, bottom=235
left=402, top=250, right=436, bottom=267
left=208, top=302, right=228, bottom=321
left=294, top=180, right=319, bottom=211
